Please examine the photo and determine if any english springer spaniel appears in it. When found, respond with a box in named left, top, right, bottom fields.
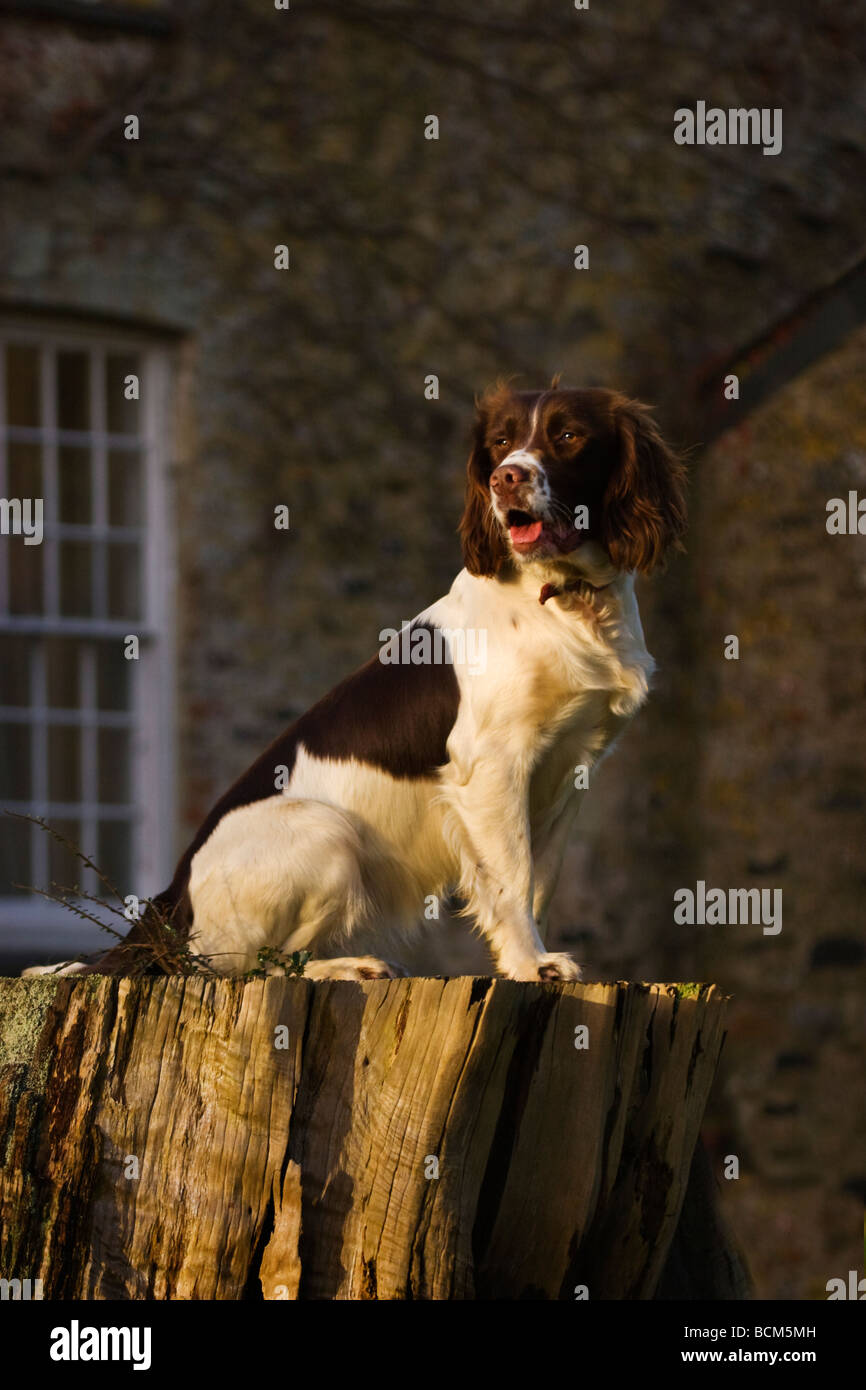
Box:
left=36, top=383, right=686, bottom=983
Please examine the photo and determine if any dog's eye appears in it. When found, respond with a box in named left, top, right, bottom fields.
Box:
left=559, top=431, right=577, bottom=441
left=493, top=437, right=510, bottom=448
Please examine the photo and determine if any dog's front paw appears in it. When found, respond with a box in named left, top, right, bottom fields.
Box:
left=535, top=952, right=582, bottom=983
left=503, top=953, right=582, bottom=982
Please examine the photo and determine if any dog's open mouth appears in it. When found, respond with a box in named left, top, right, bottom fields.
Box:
left=506, top=509, right=585, bottom=555
left=506, top=509, right=543, bottom=546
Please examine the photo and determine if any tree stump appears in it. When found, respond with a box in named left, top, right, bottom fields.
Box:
left=0, top=976, right=740, bottom=1300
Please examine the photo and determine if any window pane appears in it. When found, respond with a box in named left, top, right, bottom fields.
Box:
left=107, top=543, right=140, bottom=619
left=106, top=355, right=140, bottom=434
left=48, top=724, right=80, bottom=803
left=9, top=544, right=43, bottom=614
left=58, top=446, right=91, bottom=523
left=48, top=818, right=83, bottom=892
left=5, top=344, right=41, bottom=427
left=108, top=449, right=142, bottom=526
left=45, top=637, right=80, bottom=708
left=59, top=541, right=93, bottom=616
left=0, top=635, right=31, bottom=705
left=7, top=440, right=42, bottom=497
left=0, top=813, right=31, bottom=895
left=0, top=722, right=32, bottom=799
left=96, top=641, right=130, bottom=711
left=98, top=820, right=132, bottom=897
left=98, top=727, right=130, bottom=803
left=56, top=351, right=90, bottom=431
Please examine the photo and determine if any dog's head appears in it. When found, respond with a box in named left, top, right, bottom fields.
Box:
left=459, top=383, right=687, bottom=579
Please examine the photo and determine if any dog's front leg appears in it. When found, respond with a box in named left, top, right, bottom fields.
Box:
left=531, top=794, right=584, bottom=938
left=448, top=756, right=581, bottom=982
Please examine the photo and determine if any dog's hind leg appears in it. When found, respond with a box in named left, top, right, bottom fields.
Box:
left=187, top=795, right=411, bottom=977
left=303, top=956, right=408, bottom=981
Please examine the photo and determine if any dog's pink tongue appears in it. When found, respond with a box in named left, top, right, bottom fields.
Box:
left=509, top=519, right=543, bottom=544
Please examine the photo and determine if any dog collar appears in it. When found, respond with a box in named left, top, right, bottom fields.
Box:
left=538, top=577, right=613, bottom=606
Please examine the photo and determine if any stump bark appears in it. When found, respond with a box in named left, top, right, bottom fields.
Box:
left=0, top=976, right=741, bottom=1300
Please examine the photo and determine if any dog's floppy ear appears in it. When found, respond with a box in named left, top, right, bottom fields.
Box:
left=601, top=398, right=687, bottom=573
left=459, top=407, right=510, bottom=577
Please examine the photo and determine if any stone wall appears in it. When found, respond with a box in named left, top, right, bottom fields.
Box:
left=682, top=324, right=866, bottom=1299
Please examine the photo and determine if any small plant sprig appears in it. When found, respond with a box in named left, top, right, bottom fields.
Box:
left=9, top=811, right=311, bottom=979
left=7, top=811, right=222, bottom=977
left=244, top=946, right=310, bottom=979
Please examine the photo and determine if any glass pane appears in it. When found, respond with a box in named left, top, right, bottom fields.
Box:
left=108, top=449, right=142, bottom=526
left=7, top=440, right=42, bottom=497
left=106, top=543, right=140, bottom=620
left=0, top=635, right=31, bottom=705
left=5, top=344, right=41, bottom=427
left=58, top=446, right=91, bottom=523
left=56, top=351, right=90, bottom=431
left=98, top=820, right=132, bottom=896
left=0, top=813, right=31, bottom=895
left=0, top=722, right=32, bottom=799
left=96, top=641, right=130, bottom=711
left=106, top=355, right=140, bottom=434
left=48, top=817, right=83, bottom=892
left=48, top=724, right=80, bottom=803
left=45, top=637, right=80, bottom=708
left=59, top=541, right=93, bottom=616
left=9, top=544, right=43, bottom=615
left=98, top=727, right=130, bottom=803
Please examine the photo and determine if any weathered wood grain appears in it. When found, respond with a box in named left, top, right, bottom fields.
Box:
left=0, top=977, right=731, bottom=1300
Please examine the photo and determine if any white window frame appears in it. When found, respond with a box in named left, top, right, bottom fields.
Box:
left=0, top=313, right=177, bottom=956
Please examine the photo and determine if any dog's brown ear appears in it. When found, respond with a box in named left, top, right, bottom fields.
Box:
left=459, top=411, right=510, bottom=577
left=602, top=399, right=687, bottom=573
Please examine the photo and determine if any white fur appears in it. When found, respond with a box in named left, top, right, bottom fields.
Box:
left=21, top=961, right=90, bottom=978
left=187, top=552, right=654, bottom=981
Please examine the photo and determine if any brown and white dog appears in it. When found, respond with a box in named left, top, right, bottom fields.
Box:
left=32, top=383, right=686, bottom=982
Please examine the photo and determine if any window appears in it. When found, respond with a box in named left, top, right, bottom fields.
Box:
left=0, top=317, right=176, bottom=957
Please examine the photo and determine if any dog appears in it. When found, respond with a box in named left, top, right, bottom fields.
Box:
left=27, top=383, right=686, bottom=983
